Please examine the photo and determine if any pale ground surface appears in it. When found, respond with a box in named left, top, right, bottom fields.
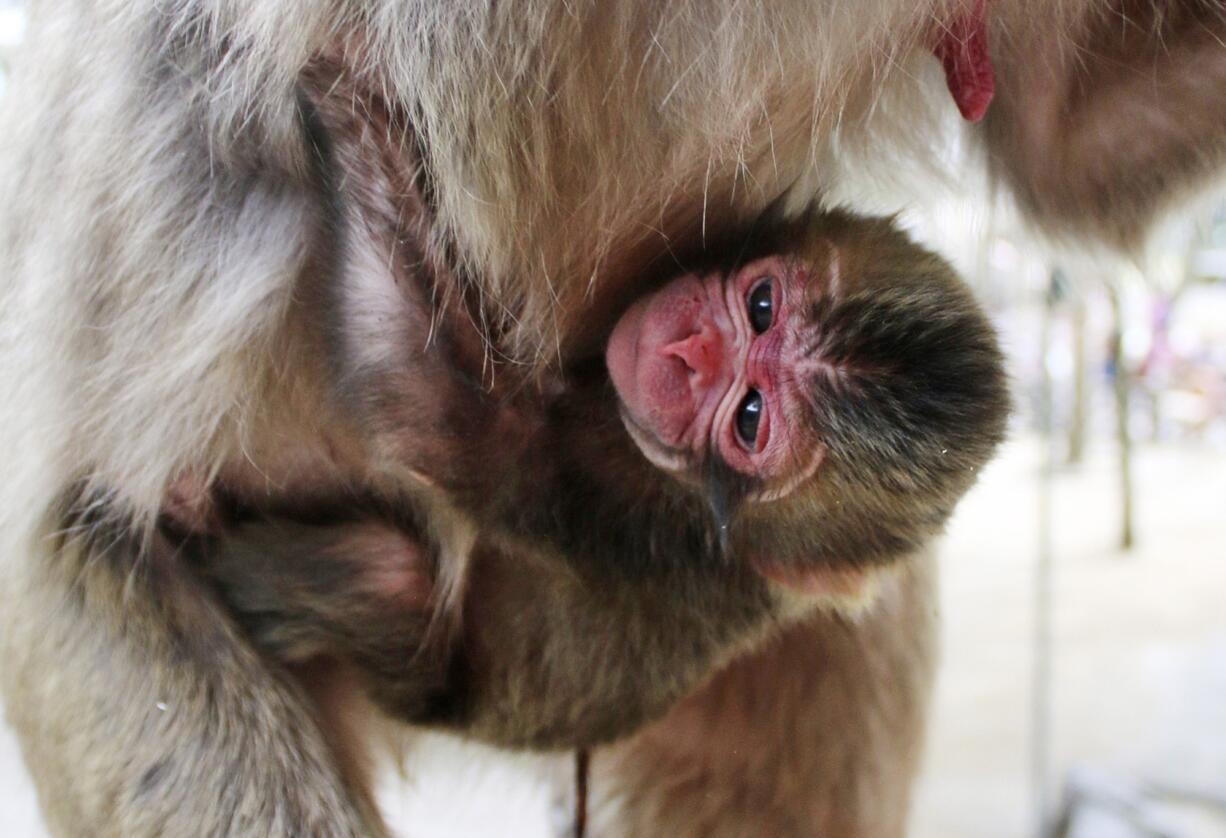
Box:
left=1, top=436, right=1224, bottom=837
left=912, top=437, right=1226, bottom=838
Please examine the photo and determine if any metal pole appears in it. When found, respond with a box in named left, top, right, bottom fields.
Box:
left=1067, top=290, right=1088, bottom=465
left=1107, top=285, right=1135, bottom=551
left=1032, top=269, right=1058, bottom=837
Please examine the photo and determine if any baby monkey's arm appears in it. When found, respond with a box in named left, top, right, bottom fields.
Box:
left=187, top=516, right=453, bottom=721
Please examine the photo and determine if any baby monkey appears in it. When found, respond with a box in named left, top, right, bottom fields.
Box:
left=191, top=207, right=1008, bottom=748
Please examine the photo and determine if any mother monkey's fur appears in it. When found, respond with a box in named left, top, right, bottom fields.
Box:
left=3, top=2, right=1226, bottom=836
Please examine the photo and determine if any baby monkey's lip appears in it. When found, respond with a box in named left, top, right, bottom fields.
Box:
left=750, top=558, right=874, bottom=600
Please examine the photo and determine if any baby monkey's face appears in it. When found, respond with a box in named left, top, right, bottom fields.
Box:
left=606, top=250, right=829, bottom=501
left=605, top=211, right=1007, bottom=594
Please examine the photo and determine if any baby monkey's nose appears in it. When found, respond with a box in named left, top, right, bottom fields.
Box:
left=661, top=323, right=723, bottom=385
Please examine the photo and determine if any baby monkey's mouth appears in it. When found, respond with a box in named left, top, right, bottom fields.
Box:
left=616, top=406, right=699, bottom=477
left=750, top=557, right=877, bottom=601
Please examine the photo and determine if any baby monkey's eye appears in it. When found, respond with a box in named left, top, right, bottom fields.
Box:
left=747, top=280, right=773, bottom=334
left=735, top=389, right=763, bottom=447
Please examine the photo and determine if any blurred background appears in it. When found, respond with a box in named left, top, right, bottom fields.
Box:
left=1, top=2, right=1223, bottom=836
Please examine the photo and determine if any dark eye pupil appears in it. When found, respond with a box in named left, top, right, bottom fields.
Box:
left=736, top=390, right=762, bottom=446
left=748, top=280, right=773, bottom=334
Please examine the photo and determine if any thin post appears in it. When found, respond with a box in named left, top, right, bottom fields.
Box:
left=1106, top=285, right=1135, bottom=551
left=1032, top=268, right=1058, bottom=837
left=1066, top=289, right=1088, bottom=465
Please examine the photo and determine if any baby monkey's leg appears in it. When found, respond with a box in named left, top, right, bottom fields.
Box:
left=191, top=516, right=453, bottom=721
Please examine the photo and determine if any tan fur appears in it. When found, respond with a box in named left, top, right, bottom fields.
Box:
left=591, top=554, right=937, bottom=838
left=986, top=0, right=1226, bottom=249
left=2, top=0, right=1225, bottom=835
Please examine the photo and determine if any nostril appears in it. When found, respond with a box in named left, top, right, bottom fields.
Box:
left=661, top=326, right=721, bottom=382
left=669, top=337, right=698, bottom=374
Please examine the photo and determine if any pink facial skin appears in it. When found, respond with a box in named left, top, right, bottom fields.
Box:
left=606, top=255, right=825, bottom=492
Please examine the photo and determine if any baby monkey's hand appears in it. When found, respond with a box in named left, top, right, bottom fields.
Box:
left=179, top=508, right=454, bottom=723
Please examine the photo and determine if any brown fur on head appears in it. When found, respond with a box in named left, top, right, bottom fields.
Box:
left=724, top=211, right=1009, bottom=580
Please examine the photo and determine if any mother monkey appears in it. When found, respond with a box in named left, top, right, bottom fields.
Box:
left=2, top=2, right=1224, bottom=836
